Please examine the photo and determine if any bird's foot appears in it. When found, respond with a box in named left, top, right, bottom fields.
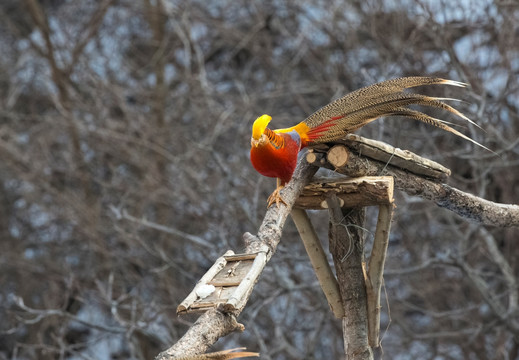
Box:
left=267, top=185, right=287, bottom=208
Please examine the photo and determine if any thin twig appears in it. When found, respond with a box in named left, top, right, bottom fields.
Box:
left=110, top=206, right=213, bottom=249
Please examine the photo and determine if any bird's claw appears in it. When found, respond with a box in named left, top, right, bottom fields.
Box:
left=267, top=186, right=287, bottom=208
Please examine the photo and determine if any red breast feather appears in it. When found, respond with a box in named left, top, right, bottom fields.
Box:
left=250, top=131, right=301, bottom=184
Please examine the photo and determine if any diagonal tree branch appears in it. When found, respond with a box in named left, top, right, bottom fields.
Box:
left=155, top=156, right=318, bottom=359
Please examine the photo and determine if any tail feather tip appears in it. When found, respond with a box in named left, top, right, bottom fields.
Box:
left=441, top=79, right=467, bottom=88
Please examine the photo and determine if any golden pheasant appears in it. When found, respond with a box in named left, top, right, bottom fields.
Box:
left=250, top=77, right=489, bottom=207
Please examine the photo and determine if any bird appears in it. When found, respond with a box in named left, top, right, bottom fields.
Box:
left=250, top=76, right=490, bottom=207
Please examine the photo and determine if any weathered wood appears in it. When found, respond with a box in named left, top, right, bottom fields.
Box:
left=328, top=195, right=373, bottom=360
left=224, top=254, right=258, bottom=261
left=314, top=145, right=519, bottom=227
left=341, top=134, right=451, bottom=180
left=365, top=204, right=393, bottom=347
left=296, top=176, right=393, bottom=210
left=291, top=208, right=344, bottom=318
left=189, top=287, right=234, bottom=311
left=209, top=259, right=255, bottom=287
left=177, top=250, right=235, bottom=314
left=223, top=251, right=267, bottom=312
left=155, top=308, right=244, bottom=360
left=327, top=144, right=349, bottom=168
left=177, top=251, right=265, bottom=315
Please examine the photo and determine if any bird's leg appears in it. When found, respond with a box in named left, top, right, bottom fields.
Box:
left=267, top=178, right=287, bottom=208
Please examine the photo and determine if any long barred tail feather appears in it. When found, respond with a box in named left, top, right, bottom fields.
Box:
left=389, top=108, right=494, bottom=153
left=301, top=77, right=490, bottom=152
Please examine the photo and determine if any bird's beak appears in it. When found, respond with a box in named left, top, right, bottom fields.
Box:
left=251, top=137, right=259, bottom=147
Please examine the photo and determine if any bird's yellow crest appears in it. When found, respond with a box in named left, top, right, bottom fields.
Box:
left=252, top=114, right=272, bottom=140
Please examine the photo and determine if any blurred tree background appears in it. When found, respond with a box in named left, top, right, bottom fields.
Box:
left=1, top=0, right=518, bottom=359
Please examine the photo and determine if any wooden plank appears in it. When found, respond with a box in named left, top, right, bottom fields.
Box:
left=177, top=249, right=267, bottom=314
left=209, top=259, right=255, bottom=287
left=223, top=251, right=267, bottom=312
left=340, top=134, right=451, bottom=180
left=223, top=253, right=258, bottom=261
left=177, top=250, right=234, bottom=314
left=295, top=176, right=394, bottom=210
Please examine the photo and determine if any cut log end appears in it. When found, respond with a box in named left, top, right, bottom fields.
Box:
left=306, top=152, right=318, bottom=164
left=327, top=145, right=349, bottom=168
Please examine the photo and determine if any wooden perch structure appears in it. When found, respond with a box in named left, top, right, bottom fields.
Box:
left=156, top=135, right=519, bottom=360
left=155, top=159, right=319, bottom=360
left=177, top=251, right=265, bottom=315
left=306, top=135, right=519, bottom=227
left=292, top=175, right=393, bottom=321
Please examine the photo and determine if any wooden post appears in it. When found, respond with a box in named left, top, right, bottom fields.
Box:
left=291, top=208, right=344, bottom=318
left=327, top=195, right=373, bottom=360
left=365, top=204, right=393, bottom=347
